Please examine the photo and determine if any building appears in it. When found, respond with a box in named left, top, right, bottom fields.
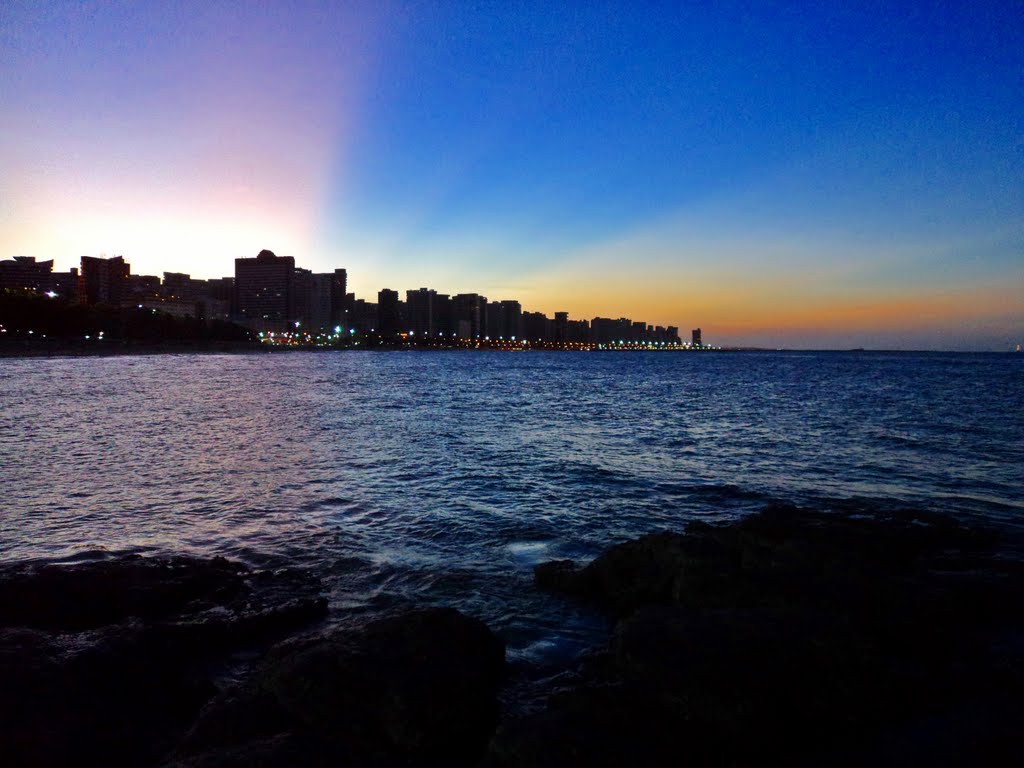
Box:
left=406, top=288, right=436, bottom=336
left=350, top=298, right=377, bottom=333
left=79, top=255, right=130, bottom=306
left=487, top=299, right=522, bottom=339
left=452, top=293, right=487, bottom=338
left=234, top=249, right=295, bottom=324
left=51, top=268, right=79, bottom=299
left=0, top=256, right=53, bottom=293
left=522, top=311, right=551, bottom=342
left=330, top=269, right=348, bottom=327
left=377, top=289, right=401, bottom=335
left=692, top=328, right=702, bottom=347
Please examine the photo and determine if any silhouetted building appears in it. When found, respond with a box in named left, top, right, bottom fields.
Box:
left=161, top=272, right=208, bottom=301
left=433, top=293, right=453, bottom=336
left=522, top=311, right=551, bottom=342
left=452, top=293, right=487, bottom=338
left=0, top=256, right=53, bottom=293
left=79, top=255, right=130, bottom=306
left=377, top=289, right=401, bottom=335
left=304, top=273, right=336, bottom=331
left=331, top=269, right=348, bottom=326
left=487, top=300, right=522, bottom=339
left=567, top=318, right=590, bottom=342
left=667, top=326, right=680, bottom=344
left=234, top=249, right=295, bottom=323
left=692, top=328, right=702, bottom=347
left=51, top=268, right=79, bottom=299
left=591, top=317, right=633, bottom=344
left=128, top=275, right=161, bottom=300
left=554, top=312, right=569, bottom=342
left=350, top=298, right=377, bottom=333
left=406, top=288, right=436, bottom=336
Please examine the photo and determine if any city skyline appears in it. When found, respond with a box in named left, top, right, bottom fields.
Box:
left=0, top=250, right=689, bottom=348
left=2, top=2, right=1021, bottom=351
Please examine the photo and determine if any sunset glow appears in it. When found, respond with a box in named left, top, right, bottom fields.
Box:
left=2, top=1, right=1021, bottom=349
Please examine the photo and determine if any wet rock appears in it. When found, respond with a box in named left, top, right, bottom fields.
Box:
left=0, top=555, right=327, bottom=767
left=518, top=505, right=1024, bottom=767
left=0, top=555, right=248, bottom=631
left=263, top=607, right=505, bottom=761
left=171, top=607, right=506, bottom=767
left=486, top=683, right=688, bottom=768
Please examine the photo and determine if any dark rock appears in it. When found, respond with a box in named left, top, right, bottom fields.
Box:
left=509, top=505, right=1024, bottom=767
left=535, top=530, right=735, bottom=615
left=261, top=607, right=505, bottom=762
left=0, top=555, right=327, bottom=767
left=170, top=607, right=506, bottom=766
left=486, top=683, right=691, bottom=768
left=162, top=733, right=315, bottom=768
left=0, top=555, right=248, bottom=631
left=532, top=559, right=581, bottom=593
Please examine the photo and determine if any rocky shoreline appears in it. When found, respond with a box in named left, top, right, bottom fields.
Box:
left=2, top=505, right=1021, bottom=766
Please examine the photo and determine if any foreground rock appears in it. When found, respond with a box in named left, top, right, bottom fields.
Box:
left=499, top=504, right=1024, bottom=766
left=0, top=555, right=327, bottom=767
left=167, top=607, right=506, bottom=767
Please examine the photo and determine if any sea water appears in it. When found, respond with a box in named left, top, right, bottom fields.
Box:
left=2, top=350, right=1022, bottom=661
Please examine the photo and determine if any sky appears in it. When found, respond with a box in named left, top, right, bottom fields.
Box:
left=1, top=0, right=1021, bottom=350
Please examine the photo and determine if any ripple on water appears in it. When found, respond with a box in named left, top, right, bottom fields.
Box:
left=1, top=351, right=1022, bottom=665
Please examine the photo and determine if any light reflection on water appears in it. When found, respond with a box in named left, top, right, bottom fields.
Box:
left=1, top=350, right=1022, bottom=658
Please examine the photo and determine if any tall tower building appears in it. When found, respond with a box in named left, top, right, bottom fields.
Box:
left=406, top=288, right=436, bottom=336
left=692, top=328, right=702, bottom=347
left=79, top=255, right=130, bottom=306
left=234, top=249, right=295, bottom=323
left=377, top=289, right=401, bottom=335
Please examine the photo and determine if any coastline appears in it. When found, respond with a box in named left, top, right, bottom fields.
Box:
left=3, top=503, right=1021, bottom=766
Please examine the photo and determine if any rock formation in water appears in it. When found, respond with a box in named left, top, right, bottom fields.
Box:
left=495, top=504, right=1024, bottom=766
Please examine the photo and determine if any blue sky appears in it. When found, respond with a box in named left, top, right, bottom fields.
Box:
left=1, top=1, right=1021, bottom=348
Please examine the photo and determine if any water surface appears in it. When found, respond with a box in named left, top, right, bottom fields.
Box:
left=2, top=350, right=1022, bottom=661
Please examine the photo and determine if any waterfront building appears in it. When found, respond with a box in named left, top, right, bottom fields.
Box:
left=406, top=288, right=436, bottom=336
left=128, top=275, right=161, bottom=300
left=522, top=311, right=551, bottom=342
left=452, top=293, right=487, bottom=338
left=50, top=268, right=79, bottom=299
left=567, top=318, right=590, bottom=343
left=0, top=256, right=53, bottom=293
left=692, top=328, right=702, bottom=347
left=554, top=312, right=569, bottom=343
left=234, top=250, right=295, bottom=323
left=79, top=255, right=130, bottom=306
left=350, top=298, right=377, bottom=333
left=303, top=272, right=335, bottom=331
left=377, top=289, right=401, bottom=335
left=487, top=299, right=523, bottom=339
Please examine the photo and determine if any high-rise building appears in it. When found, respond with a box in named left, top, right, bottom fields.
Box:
left=79, top=255, right=130, bottom=306
left=522, top=311, right=550, bottom=342
left=554, top=312, right=569, bottom=342
left=331, top=269, right=347, bottom=326
left=377, top=289, right=401, bottom=335
left=234, top=249, right=295, bottom=323
left=304, top=273, right=336, bottom=331
left=692, top=328, right=702, bottom=347
left=406, top=288, right=436, bottom=336
left=487, top=300, right=522, bottom=339
left=452, top=293, right=487, bottom=338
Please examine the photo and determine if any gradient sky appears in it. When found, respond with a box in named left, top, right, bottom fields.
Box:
left=1, top=1, right=1021, bottom=349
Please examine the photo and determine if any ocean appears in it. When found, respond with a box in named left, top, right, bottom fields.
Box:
left=2, top=350, right=1022, bottom=663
